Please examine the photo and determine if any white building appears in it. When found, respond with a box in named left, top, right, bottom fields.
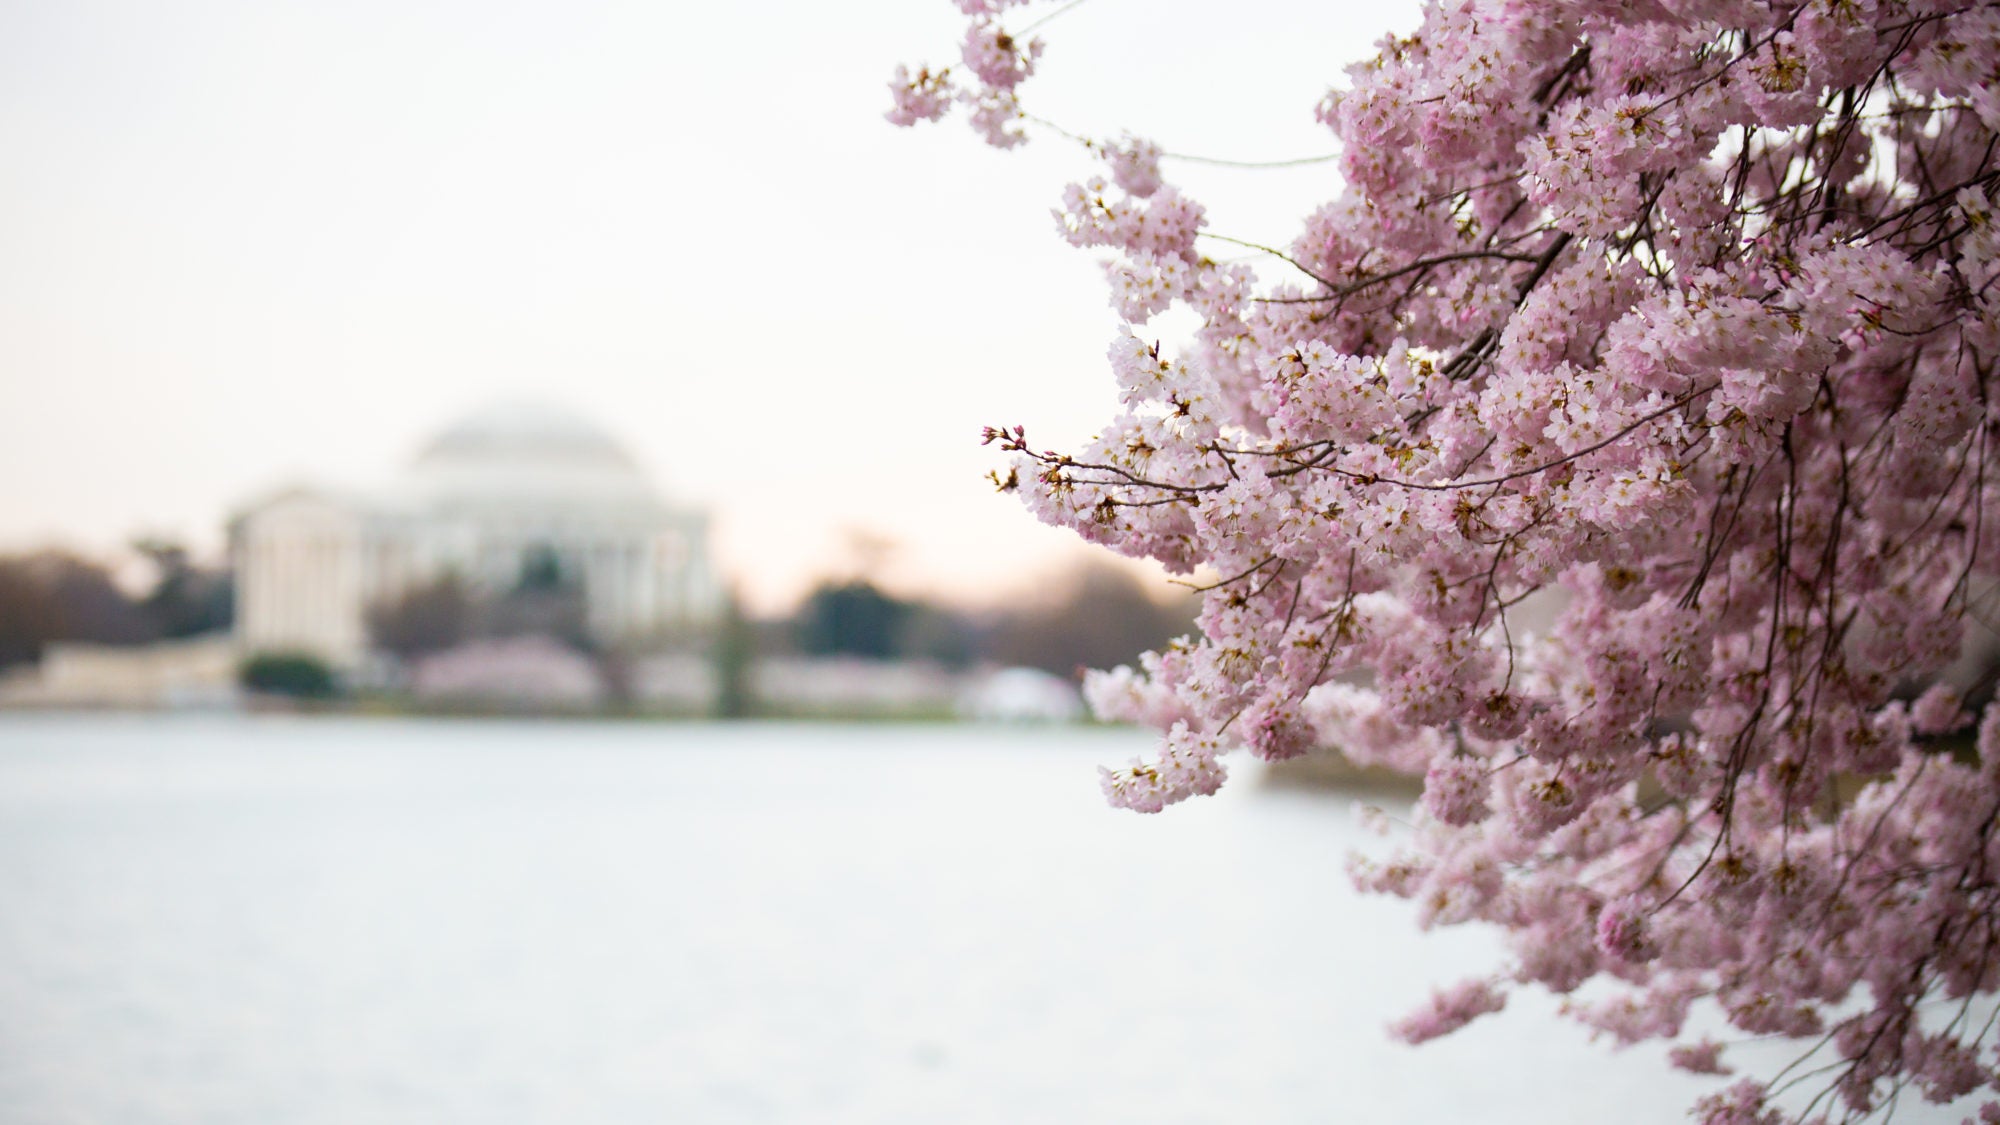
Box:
left=232, top=402, right=717, bottom=668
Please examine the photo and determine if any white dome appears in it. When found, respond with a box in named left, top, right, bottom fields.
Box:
left=397, top=401, right=664, bottom=512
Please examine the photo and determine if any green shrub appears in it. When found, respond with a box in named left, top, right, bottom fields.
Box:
left=239, top=652, right=339, bottom=699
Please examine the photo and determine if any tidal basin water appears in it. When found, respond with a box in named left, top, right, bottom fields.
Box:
left=0, top=715, right=1779, bottom=1123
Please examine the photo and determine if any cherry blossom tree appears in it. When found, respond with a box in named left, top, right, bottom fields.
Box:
left=892, top=1, right=2000, bottom=1121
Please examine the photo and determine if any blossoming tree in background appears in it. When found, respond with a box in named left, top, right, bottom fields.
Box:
left=893, top=1, right=2000, bottom=1121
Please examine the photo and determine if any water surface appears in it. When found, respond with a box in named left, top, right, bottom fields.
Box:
left=0, top=715, right=1753, bottom=1123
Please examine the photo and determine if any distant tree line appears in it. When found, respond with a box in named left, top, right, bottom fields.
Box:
left=0, top=542, right=232, bottom=671
left=362, top=558, right=1197, bottom=682
left=788, top=561, right=1197, bottom=677
left=0, top=535, right=1193, bottom=688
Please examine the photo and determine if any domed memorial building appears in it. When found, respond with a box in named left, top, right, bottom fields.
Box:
left=232, top=402, right=717, bottom=668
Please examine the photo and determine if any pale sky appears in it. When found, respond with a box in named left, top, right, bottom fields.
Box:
left=0, top=0, right=1420, bottom=613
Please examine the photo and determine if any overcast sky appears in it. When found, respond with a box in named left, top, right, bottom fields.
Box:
left=0, top=0, right=1421, bottom=612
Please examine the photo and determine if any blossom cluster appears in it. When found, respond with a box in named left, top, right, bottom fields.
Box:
left=885, top=3, right=1041, bottom=148
left=903, top=2, right=2000, bottom=1122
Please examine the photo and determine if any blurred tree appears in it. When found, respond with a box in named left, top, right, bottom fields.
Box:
left=797, top=580, right=912, bottom=661
left=0, top=558, right=65, bottom=670
left=366, top=574, right=473, bottom=659
left=898, top=602, right=979, bottom=669
left=0, top=551, right=153, bottom=670
left=711, top=589, right=756, bottom=718
left=517, top=544, right=565, bottom=591
left=133, top=538, right=233, bottom=638
left=486, top=544, right=591, bottom=651
left=985, top=563, right=1196, bottom=677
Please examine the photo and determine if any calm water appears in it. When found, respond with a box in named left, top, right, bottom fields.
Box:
left=0, top=715, right=1766, bottom=1123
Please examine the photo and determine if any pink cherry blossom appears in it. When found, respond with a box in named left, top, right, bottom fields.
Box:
left=896, top=2, right=2000, bottom=1121
left=1389, top=976, right=1508, bottom=1044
